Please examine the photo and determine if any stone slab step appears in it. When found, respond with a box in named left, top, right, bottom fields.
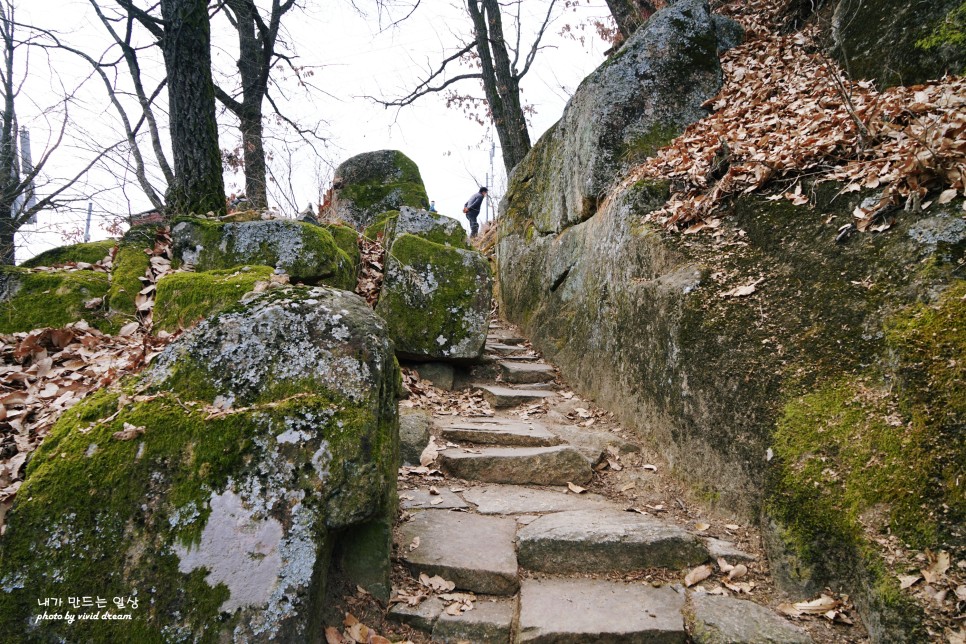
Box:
left=463, top=484, right=615, bottom=515
left=499, top=361, right=555, bottom=384
left=399, top=487, right=469, bottom=511
left=516, top=578, right=687, bottom=643
left=439, top=418, right=561, bottom=447
left=487, top=332, right=526, bottom=346
left=433, top=597, right=516, bottom=644
left=440, top=446, right=592, bottom=486
left=485, top=343, right=531, bottom=356
left=388, top=596, right=444, bottom=632
left=688, top=594, right=811, bottom=644
left=474, top=384, right=554, bottom=408
left=395, top=510, right=519, bottom=595
left=516, top=508, right=709, bottom=573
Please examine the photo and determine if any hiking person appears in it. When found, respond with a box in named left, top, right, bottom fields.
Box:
left=429, top=200, right=437, bottom=213
left=463, top=187, right=487, bottom=238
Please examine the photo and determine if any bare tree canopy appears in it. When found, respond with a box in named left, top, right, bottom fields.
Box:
left=373, top=0, right=560, bottom=175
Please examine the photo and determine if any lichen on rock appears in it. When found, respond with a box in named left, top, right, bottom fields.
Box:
left=0, top=286, right=399, bottom=641
left=376, top=234, right=491, bottom=362
left=364, top=206, right=468, bottom=249
left=171, top=217, right=356, bottom=289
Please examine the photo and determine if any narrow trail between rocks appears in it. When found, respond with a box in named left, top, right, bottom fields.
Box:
left=372, top=316, right=866, bottom=644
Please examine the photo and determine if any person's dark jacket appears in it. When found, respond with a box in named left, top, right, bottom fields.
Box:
left=464, top=192, right=485, bottom=217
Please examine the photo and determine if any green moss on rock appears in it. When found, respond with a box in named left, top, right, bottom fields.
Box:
left=376, top=234, right=491, bottom=361
left=171, top=218, right=355, bottom=289
left=322, top=223, right=362, bottom=272
left=153, top=265, right=275, bottom=332
left=21, top=240, right=115, bottom=268
left=107, top=242, right=151, bottom=318
left=0, top=267, right=111, bottom=333
left=364, top=207, right=468, bottom=249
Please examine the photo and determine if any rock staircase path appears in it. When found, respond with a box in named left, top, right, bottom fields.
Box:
left=389, top=319, right=815, bottom=644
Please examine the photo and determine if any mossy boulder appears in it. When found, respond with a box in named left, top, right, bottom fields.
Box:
left=376, top=234, right=491, bottom=362
left=153, top=265, right=275, bottom=332
left=0, top=266, right=112, bottom=333
left=0, top=286, right=400, bottom=641
left=171, top=218, right=356, bottom=289
left=321, top=223, right=362, bottom=270
left=328, top=150, right=429, bottom=229
left=509, top=0, right=721, bottom=235
left=364, top=206, right=468, bottom=249
left=831, top=0, right=966, bottom=87
left=21, top=240, right=115, bottom=268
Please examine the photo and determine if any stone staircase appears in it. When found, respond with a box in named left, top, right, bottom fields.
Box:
left=389, top=321, right=812, bottom=644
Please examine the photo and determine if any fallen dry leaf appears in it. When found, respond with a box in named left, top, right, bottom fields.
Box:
left=567, top=482, right=586, bottom=494
left=111, top=423, right=145, bottom=441
left=685, top=565, right=713, bottom=587
left=727, top=564, right=748, bottom=581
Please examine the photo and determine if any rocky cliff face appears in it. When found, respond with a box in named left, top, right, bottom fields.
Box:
left=497, top=0, right=964, bottom=640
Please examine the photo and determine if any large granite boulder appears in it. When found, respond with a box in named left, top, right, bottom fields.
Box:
left=376, top=234, right=491, bottom=362
left=831, top=0, right=965, bottom=87
left=364, top=206, right=468, bottom=249
left=171, top=218, right=356, bottom=289
left=0, top=286, right=400, bottom=641
left=327, top=150, right=429, bottom=229
left=497, top=0, right=964, bottom=639
left=508, top=0, right=721, bottom=235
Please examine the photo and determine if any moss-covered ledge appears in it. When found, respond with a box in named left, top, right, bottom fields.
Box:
left=0, top=267, right=112, bottom=333
left=20, top=240, right=115, bottom=269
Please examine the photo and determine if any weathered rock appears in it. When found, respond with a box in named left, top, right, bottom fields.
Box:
left=376, top=234, right=492, bottom=362
left=499, top=361, right=556, bottom=384
left=688, top=594, right=811, bottom=644
left=395, top=511, right=519, bottom=595
left=0, top=266, right=111, bottom=333
left=327, top=150, right=429, bottom=229
left=153, top=265, right=275, bottom=332
left=462, top=484, right=615, bottom=515
left=517, top=509, right=709, bottom=573
left=712, top=14, right=744, bottom=53
left=171, top=217, right=356, bottom=288
left=506, top=0, right=721, bottom=235
left=399, top=487, right=469, bottom=510
left=399, top=408, right=433, bottom=465
left=831, top=0, right=965, bottom=88
left=432, top=598, right=515, bottom=644
left=440, top=446, right=593, bottom=486
left=473, top=384, right=554, bottom=408
left=365, top=205, right=468, bottom=249
left=485, top=342, right=530, bottom=356
left=545, top=424, right=640, bottom=463
left=414, top=362, right=456, bottom=389
left=705, top=538, right=758, bottom=563
left=516, top=578, right=687, bottom=642
left=439, top=418, right=561, bottom=447
left=388, top=596, right=445, bottom=632
left=0, top=286, right=399, bottom=641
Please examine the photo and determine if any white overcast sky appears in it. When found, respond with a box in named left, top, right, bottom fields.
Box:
left=13, top=0, right=612, bottom=261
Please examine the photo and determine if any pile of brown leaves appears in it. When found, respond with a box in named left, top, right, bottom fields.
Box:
left=356, top=233, right=384, bottom=307
left=629, top=10, right=966, bottom=232
left=324, top=612, right=405, bottom=644
left=400, top=369, right=493, bottom=417
left=0, top=323, right=172, bottom=533
left=132, top=227, right=177, bottom=329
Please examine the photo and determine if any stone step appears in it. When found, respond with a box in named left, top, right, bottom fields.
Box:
left=499, top=361, right=555, bottom=384
left=462, top=484, right=615, bottom=515
left=516, top=578, right=687, bottom=643
left=433, top=597, right=515, bottom=644
left=516, top=508, right=709, bottom=573
left=395, top=511, right=519, bottom=595
left=485, top=343, right=531, bottom=356
left=688, top=594, right=811, bottom=644
left=487, top=331, right=526, bottom=345
left=473, top=384, right=554, bottom=408
left=439, top=418, right=561, bottom=447
left=399, top=487, right=469, bottom=511
left=439, top=446, right=593, bottom=486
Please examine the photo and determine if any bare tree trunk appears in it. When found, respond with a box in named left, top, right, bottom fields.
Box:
left=605, top=0, right=656, bottom=40
left=239, top=112, right=267, bottom=208
left=468, top=0, right=532, bottom=175
left=159, top=0, right=225, bottom=216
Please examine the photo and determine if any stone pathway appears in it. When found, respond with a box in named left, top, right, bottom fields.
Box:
left=390, top=320, right=814, bottom=644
